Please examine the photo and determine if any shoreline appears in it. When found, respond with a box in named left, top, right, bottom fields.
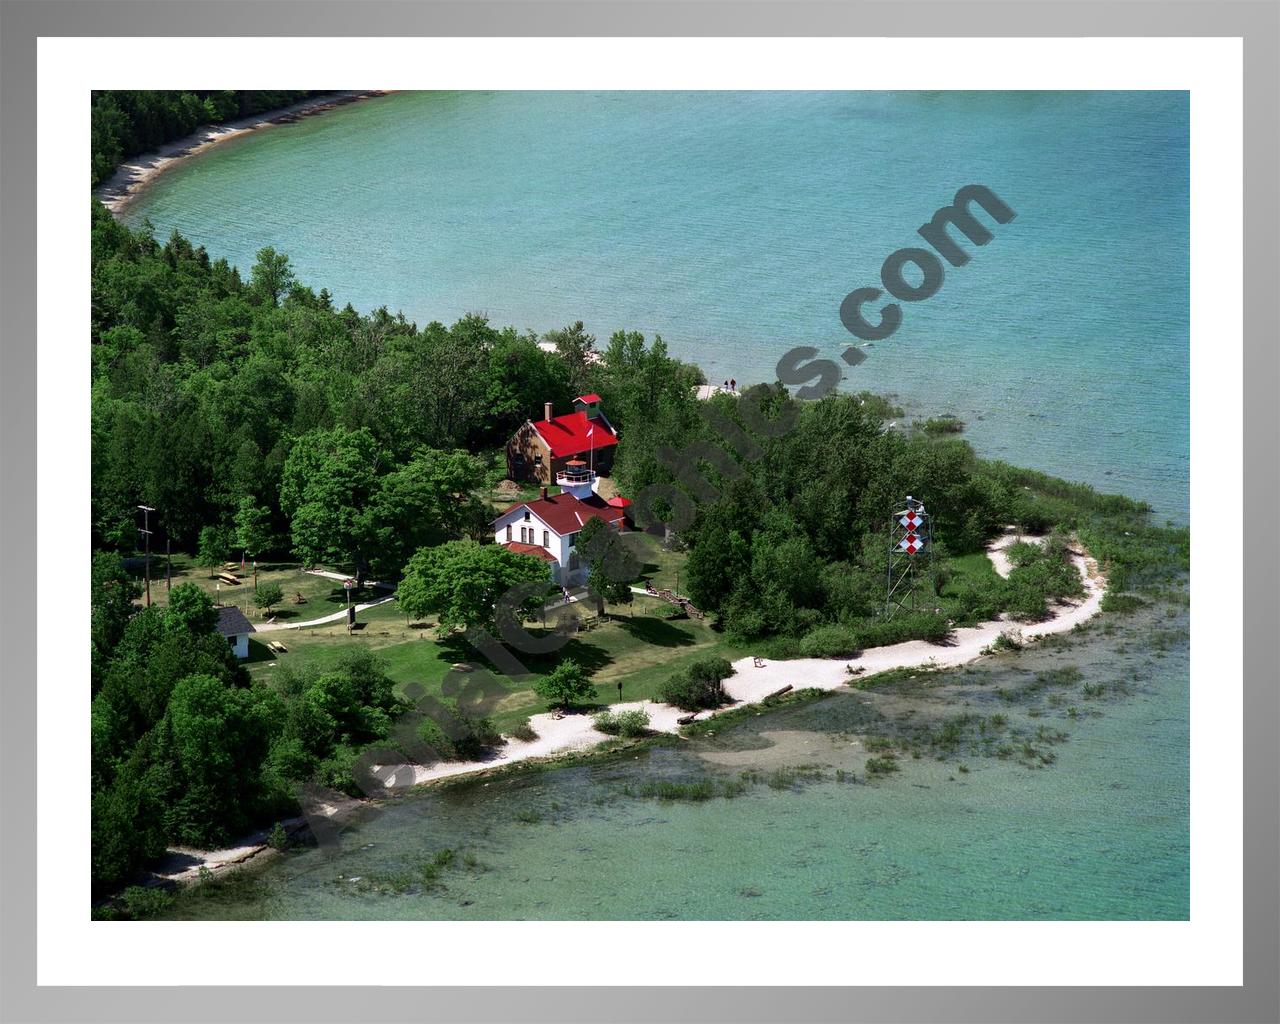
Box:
left=154, top=529, right=1106, bottom=887
left=93, top=91, right=390, bottom=216
left=395, top=529, right=1104, bottom=788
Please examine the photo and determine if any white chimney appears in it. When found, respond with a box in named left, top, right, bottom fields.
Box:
left=544, top=401, right=554, bottom=422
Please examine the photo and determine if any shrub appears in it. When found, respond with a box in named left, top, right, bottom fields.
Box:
left=451, top=715, right=502, bottom=761
left=415, top=716, right=457, bottom=761
left=983, top=630, right=1024, bottom=654
left=917, top=414, right=965, bottom=435
left=850, top=612, right=952, bottom=650
left=594, top=707, right=650, bottom=737
left=267, top=821, right=289, bottom=850
left=314, top=743, right=362, bottom=796
left=508, top=719, right=538, bottom=742
left=120, top=885, right=175, bottom=920
left=659, top=657, right=735, bottom=710
left=798, top=624, right=861, bottom=658
left=415, top=710, right=501, bottom=761
left=254, top=582, right=285, bottom=614
left=689, top=656, right=734, bottom=687
left=534, top=659, right=596, bottom=710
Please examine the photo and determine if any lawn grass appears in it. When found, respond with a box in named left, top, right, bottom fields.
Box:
left=247, top=585, right=743, bottom=732
left=625, top=533, right=691, bottom=597
left=126, top=553, right=382, bottom=626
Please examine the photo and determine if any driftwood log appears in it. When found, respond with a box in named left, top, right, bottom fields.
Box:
left=676, top=713, right=699, bottom=725
left=764, top=684, right=793, bottom=701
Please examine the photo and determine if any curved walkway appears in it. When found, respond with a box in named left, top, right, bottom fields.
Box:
left=256, top=594, right=398, bottom=632
left=255, top=569, right=396, bottom=631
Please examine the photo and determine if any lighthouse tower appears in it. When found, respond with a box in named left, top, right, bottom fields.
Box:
left=556, top=459, right=596, bottom=499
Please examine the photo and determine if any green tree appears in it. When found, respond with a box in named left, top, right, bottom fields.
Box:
left=397, top=540, right=551, bottom=630
left=534, top=658, right=596, bottom=710
left=158, top=674, right=285, bottom=846
left=91, top=552, right=140, bottom=689
left=164, top=582, right=218, bottom=635
left=357, top=448, right=488, bottom=579
left=249, top=246, right=294, bottom=307
left=576, top=517, right=638, bottom=615
left=234, top=498, right=274, bottom=562
left=254, top=582, right=284, bottom=615
left=541, top=320, right=597, bottom=398
left=195, top=525, right=232, bottom=568
left=485, top=333, right=572, bottom=441
left=280, top=426, right=383, bottom=575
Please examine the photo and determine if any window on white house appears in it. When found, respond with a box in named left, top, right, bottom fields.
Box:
left=520, top=527, right=527, bottom=543
left=506, top=525, right=512, bottom=541
left=543, top=530, right=549, bottom=547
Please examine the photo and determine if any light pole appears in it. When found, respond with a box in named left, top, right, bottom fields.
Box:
left=137, top=505, right=155, bottom=607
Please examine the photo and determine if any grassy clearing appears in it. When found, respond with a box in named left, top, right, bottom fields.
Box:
left=127, top=553, right=382, bottom=625
left=625, top=532, right=691, bottom=597
left=248, top=581, right=745, bottom=733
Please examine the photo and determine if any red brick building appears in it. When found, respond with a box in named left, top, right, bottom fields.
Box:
left=505, top=394, right=618, bottom=484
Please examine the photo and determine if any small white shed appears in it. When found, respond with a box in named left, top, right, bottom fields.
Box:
left=216, top=605, right=256, bottom=660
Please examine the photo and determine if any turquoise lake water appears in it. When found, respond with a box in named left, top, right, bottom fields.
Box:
left=123, top=90, right=1189, bottom=523
left=124, top=92, right=1190, bottom=921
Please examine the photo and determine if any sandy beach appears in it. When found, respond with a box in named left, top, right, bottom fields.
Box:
left=159, top=528, right=1105, bottom=882
left=93, top=91, right=389, bottom=215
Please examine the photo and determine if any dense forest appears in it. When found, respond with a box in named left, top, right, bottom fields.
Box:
left=91, top=90, right=319, bottom=186
left=90, top=129, right=1186, bottom=898
left=89, top=205, right=710, bottom=893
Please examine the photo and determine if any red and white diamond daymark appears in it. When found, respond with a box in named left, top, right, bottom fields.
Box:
left=899, top=512, right=922, bottom=530
left=898, top=533, right=922, bottom=554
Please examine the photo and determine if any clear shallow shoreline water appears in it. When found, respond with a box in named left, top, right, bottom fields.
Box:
left=164, top=606, right=1188, bottom=921
left=121, top=90, right=1190, bottom=523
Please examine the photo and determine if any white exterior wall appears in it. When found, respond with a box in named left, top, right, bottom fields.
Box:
left=231, top=633, right=249, bottom=659
left=492, top=507, right=577, bottom=584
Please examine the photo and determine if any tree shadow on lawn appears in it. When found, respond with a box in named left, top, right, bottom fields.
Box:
left=318, top=585, right=380, bottom=608
left=432, top=631, right=616, bottom=678
left=613, top=615, right=698, bottom=648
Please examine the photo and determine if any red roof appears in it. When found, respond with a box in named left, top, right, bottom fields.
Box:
left=500, top=541, right=558, bottom=563
left=531, top=411, right=618, bottom=459
left=575, top=393, right=602, bottom=405
left=494, top=491, right=628, bottom=536
left=606, top=496, right=633, bottom=508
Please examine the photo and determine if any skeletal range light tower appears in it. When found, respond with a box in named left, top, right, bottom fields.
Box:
left=885, top=495, right=935, bottom=619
